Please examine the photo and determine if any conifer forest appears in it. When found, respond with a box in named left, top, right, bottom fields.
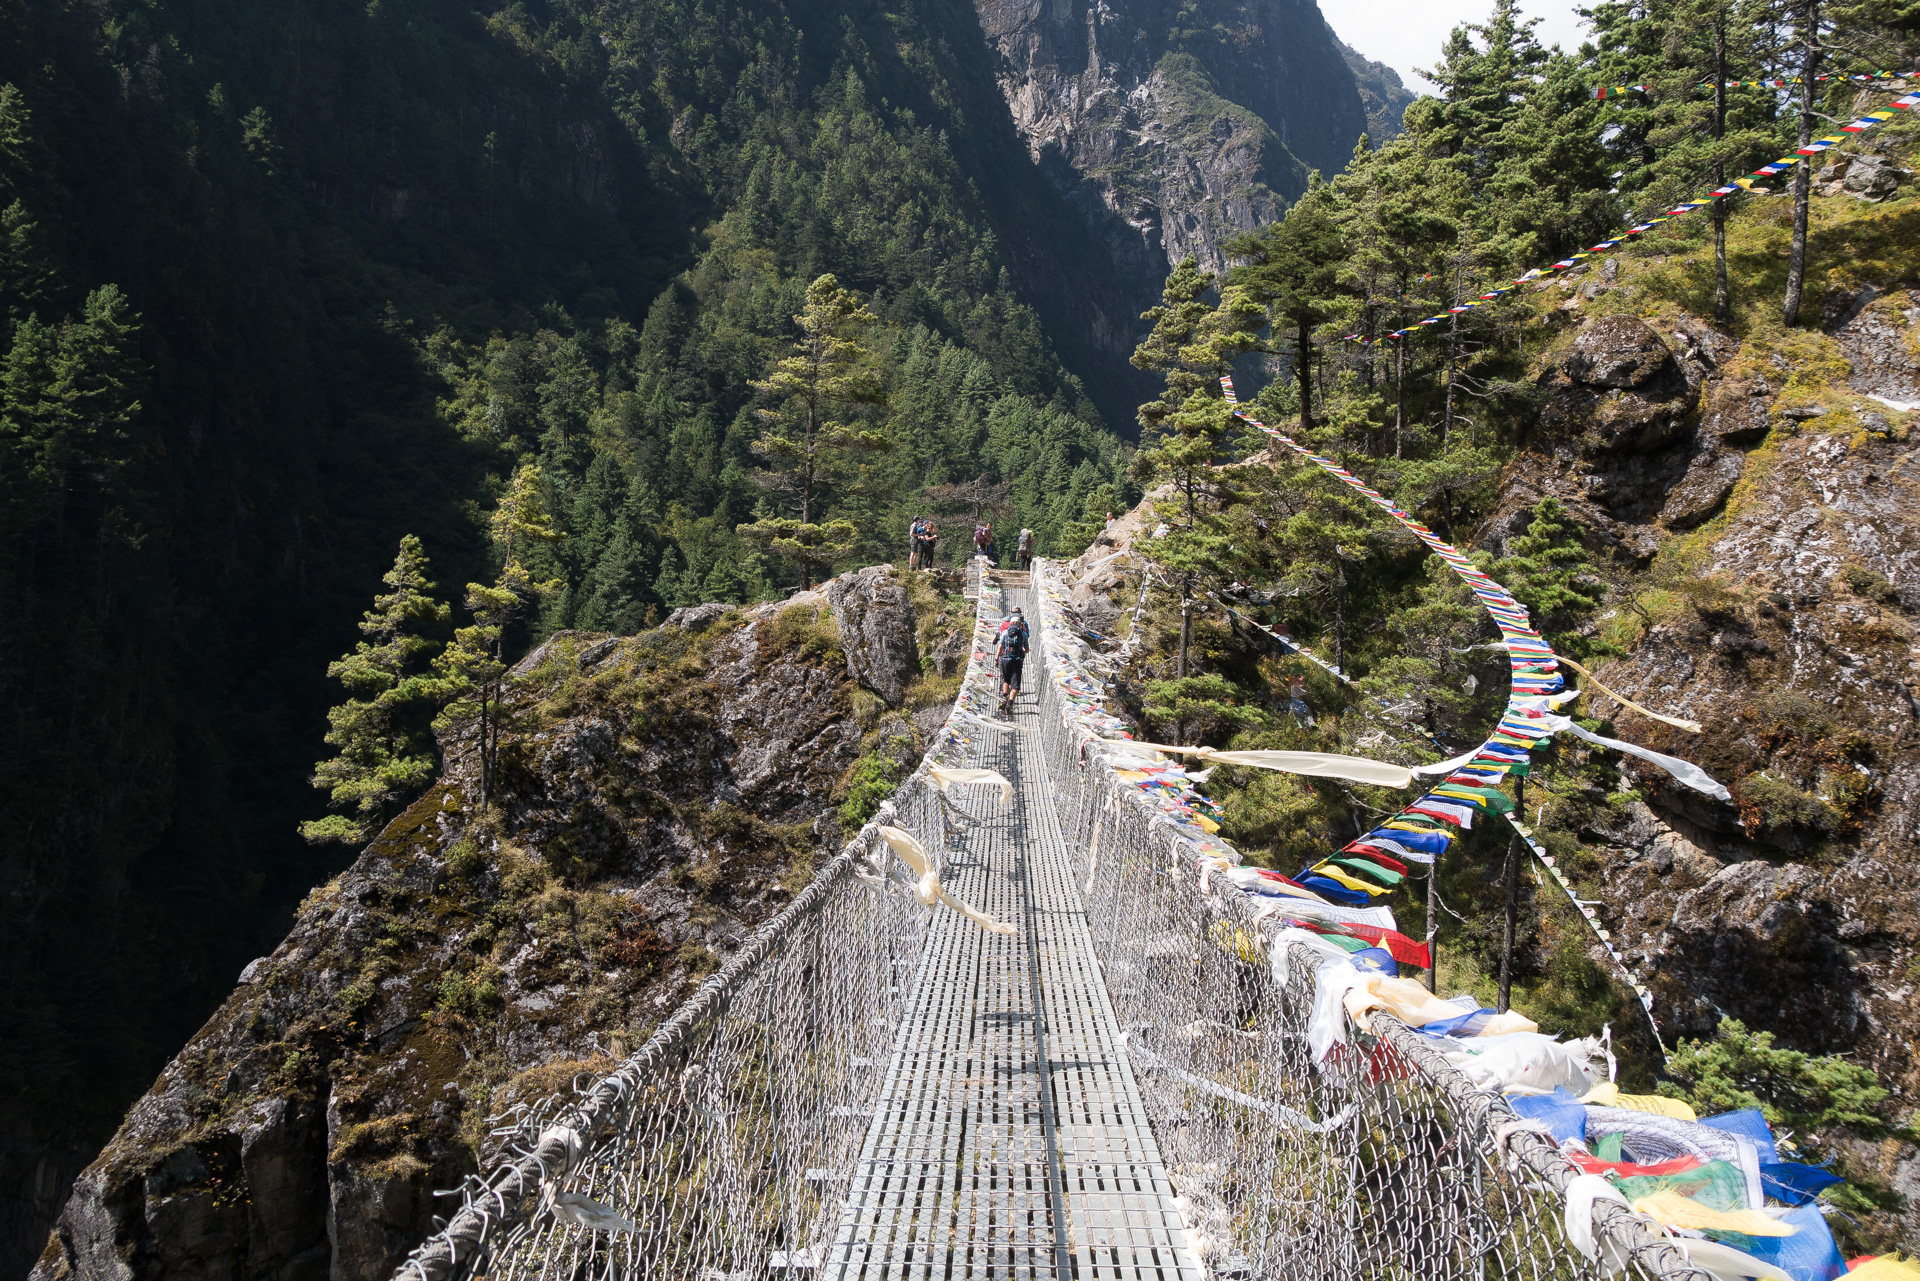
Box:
left=5, top=0, right=1920, bottom=1271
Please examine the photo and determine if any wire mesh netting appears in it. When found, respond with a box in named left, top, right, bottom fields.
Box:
left=1027, top=558, right=1710, bottom=1281
left=389, top=560, right=1709, bottom=1281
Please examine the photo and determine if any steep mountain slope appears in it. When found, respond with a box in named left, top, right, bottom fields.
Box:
left=29, top=567, right=973, bottom=1281
left=976, top=0, right=1396, bottom=311
left=1037, top=174, right=1920, bottom=1250
left=0, top=0, right=1379, bottom=1269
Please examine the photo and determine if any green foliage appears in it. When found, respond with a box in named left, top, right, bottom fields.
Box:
left=1659, top=1017, right=1889, bottom=1132
left=0, top=0, right=1153, bottom=1211
left=435, top=464, right=566, bottom=804
left=300, top=536, right=452, bottom=845
left=435, top=966, right=504, bottom=1019
left=1492, top=498, right=1606, bottom=652
left=1226, top=179, right=1349, bottom=431
left=1141, top=673, right=1276, bottom=745
left=737, top=274, right=889, bottom=587
left=838, top=738, right=913, bottom=829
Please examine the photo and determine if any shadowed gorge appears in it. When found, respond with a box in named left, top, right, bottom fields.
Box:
left=16, top=0, right=1920, bottom=1275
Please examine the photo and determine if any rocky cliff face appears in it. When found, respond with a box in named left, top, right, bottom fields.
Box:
left=1486, top=282, right=1920, bottom=1242
left=29, top=569, right=973, bottom=1281
left=975, top=0, right=1407, bottom=312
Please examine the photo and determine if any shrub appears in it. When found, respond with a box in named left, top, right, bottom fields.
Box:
left=1839, top=565, right=1899, bottom=605
left=1658, top=1016, right=1888, bottom=1132
left=838, top=742, right=909, bottom=828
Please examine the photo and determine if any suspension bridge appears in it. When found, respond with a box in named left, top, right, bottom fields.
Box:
left=390, top=560, right=1711, bottom=1281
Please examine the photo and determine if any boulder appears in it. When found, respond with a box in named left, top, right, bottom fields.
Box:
left=1564, top=314, right=1678, bottom=390
left=1842, top=153, right=1899, bottom=202
left=1660, top=451, right=1744, bottom=528
left=663, top=602, right=732, bottom=634
left=824, top=566, right=919, bottom=706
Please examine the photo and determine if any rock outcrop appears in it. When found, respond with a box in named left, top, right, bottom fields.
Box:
left=975, top=0, right=1407, bottom=310
left=1491, top=297, right=1920, bottom=1127
left=826, top=566, right=921, bottom=706
left=30, top=572, right=954, bottom=1281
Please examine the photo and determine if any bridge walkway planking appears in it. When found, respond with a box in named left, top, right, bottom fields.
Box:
left=824, top=587, right=1203, bottom=1281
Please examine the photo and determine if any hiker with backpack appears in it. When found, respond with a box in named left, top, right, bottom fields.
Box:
left=1016, top=527, right=1033, bottom=571
left=996, top=607, right=1029, bottom=703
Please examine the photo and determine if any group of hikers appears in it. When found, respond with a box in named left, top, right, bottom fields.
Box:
left=907, top=516, right=1033, bottom=571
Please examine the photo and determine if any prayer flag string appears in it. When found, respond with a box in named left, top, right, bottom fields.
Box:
left=1351, top=79, right=1920, bottom=346
left=1216, top=373, right=1722, bottom=1022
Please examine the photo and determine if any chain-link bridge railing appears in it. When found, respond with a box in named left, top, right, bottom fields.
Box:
left=1027, top=557, right=1709, bottom=1281
left=389, top=559, right=1708, bottom=1281
left=390, top=565, right=1014, bottom=1281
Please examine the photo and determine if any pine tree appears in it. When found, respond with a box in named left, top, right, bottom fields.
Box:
left=1141, top=672, right=1275, bottom=748
left=1129, top=262, right=1262, bottom=677
left=434, top=463, right=565, bottom=804
left=1333, top=142, right=1463, bottom=453
left=300, top=536, right=451, bottom=844
left=1492, top=497, right=1605, bottom=651
left=1419, top=0, right=1549, bottom=172
left=0, top=201, right=57, bottom=325
left=1225, top=178, right=1349, bottom=434
left=1, top=284, right=147, bottom=530
left=736, top=273, right=890, bottom=588
left=1588, top=0, right=1778, bottom=323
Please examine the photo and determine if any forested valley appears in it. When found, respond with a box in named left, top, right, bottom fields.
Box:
left=8, top=0, right=1920, bottom=1269
left=0, top=0, right=1142, bottom=1258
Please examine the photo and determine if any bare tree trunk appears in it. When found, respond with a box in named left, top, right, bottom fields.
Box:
left=1296, top=315, right=1314, bottom=433
left=1333, top=570, right=1346, bottom=673
left=1499, top=776, right=1525, bottom=1013
left=1712, top=7, right=1732, bottom=324
left=1424, top=854, right=1440, bottom=995
left=1443, top=308, right=1460, bottom=446
left=1177, top=585, right=1192, bottom=680
left=1394, top=338, right=1406, bottom=459
left=1783, top=0, right=1819, bottom=327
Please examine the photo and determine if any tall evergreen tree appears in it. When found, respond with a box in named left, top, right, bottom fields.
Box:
left=1492, top=497, right=1605, bottom=652
left=300, top=536, right=451, bottom=844
left=1129, top=262, right=1262, bottom=678
left=1225, top=179, right=1349, bottom=434
left=435, top=464, right=564, bottom=804
left=736, top=274, right=889, bottom=588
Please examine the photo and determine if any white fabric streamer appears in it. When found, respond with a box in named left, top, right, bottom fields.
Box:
left=1563, top=1174, right=1634, bottom=1274
left=1306, top=954, right=1366, bottom=1062
left=1103, top=740, right=1412, bottom=788
left=1543, top=715, right=1731, bottom=801
left=929, top=766, right=1015, bottom=807
left=1410, top=745, right=1482, bottom=777
left=879, top=826, right=1018, bottom=935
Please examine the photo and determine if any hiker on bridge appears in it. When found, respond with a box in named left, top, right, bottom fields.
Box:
left=1016, top=527, right=1033, bottom=570
left=996, top=607, right=1029, bottom=704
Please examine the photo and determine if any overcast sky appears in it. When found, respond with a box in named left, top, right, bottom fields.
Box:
left=1322, top=1, right=1592, bottom=95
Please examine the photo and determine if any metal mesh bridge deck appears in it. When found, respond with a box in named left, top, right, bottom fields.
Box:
left=826, top=589, right=1201, bottom=1278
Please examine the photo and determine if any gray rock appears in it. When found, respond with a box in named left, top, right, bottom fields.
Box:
left=1830, top=288, right=1920, bottom=405
left=972, top=0, right=1390, bottom=354
left=1564, top=315, right=1677, bottom=390
left=824, top=566, right=919, bottom=707
left=925, top=622, right=971, bottom=678
left=1702, top=395, right=1771, bottom=447
left=663, top=602, right=732, bottom=634
left=1661, top=451, right=1744, bottom=528
left=239, top=1098, right=328, bottom=1271
left=1843, top=153, right=1899, bottom=202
